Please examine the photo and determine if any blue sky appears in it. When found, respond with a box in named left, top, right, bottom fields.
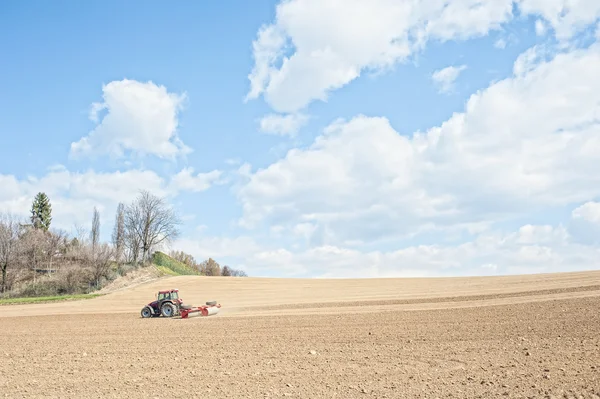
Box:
left=1, top=1, right=600, bottom=278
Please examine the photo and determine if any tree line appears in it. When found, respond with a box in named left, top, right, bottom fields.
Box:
left=0, top=190, right=246, bottom=296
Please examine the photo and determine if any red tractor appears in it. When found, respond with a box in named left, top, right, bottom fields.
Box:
left=140, top=289, right=220, bottom=319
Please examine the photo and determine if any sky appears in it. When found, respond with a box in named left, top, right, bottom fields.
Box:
left=1, top=0, right=600, bottom=278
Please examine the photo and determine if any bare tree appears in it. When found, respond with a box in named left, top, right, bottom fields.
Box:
left=125, top=227, right=141, bottom=264
left=87, top=243, right=114, bottom=288
left=72, top=223, right=88, bottom=246
left=230, top=268, right=248, bottom=277
left=90, top=207, right=100, bottom=251
left=0, top=213, right=22, bottom=292
left=47, top=228, right=68, bottom=271
left=111, top=203, right=125, bottom=264
left=124, top=190, right=181, bottom=262
left=169, top=249, right=196, bottom=268
left=20, top=226, right=49, bottom=272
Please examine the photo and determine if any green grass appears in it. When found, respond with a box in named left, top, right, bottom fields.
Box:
left=155, top=265, right=179, bottom=276
left=152, top=251, right=202, bottom=276
left=0, top=293, right=102, bottom=306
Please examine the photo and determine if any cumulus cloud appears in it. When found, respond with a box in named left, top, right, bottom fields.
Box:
left=569, top=202, right=600, bottom=245
left=258, top=113, right=309, bottom=137
left=246, top=0, right=600, bottom=113
left=431, top=65, right=467, bottom=93
left=168, top=168, right=224, bottom=193
left=70, top=79, right=191, bottom=160
left=238, top=42, right=600, bottom=246
left=176, top=219, right=600, bottom=278
left=246, top=0, right=515, bottom=113
left=535, top=19, right=547, bottom=36
left=0, top=166, right=221, bottom=233
left=518, top=0, right=600, bottom=41
left=572, top=202, right=600, bottom=225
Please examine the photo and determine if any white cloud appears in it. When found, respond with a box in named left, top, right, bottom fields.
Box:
left=0, top=167, right=221, bottom=234
left=246, top=0, right=600, bottom=113
left=258, top=113, right=309, bottom=137
left=70, top=79, right=191, bottom=160
left=238, top=42, right=600, bottom=246
left=174, top=235, right=262, bottom=262
left=168, top=168, right=224, bottom=193
left=569, top=202, right=600, bottom=245
left=176, top=219, right=600, bottom=278
left=572, top=202, right=600, bottom=225
left=246, top=0, right=516, bottom=113
left=431, top=65, right=467, bottom=93
left=512, top=224, right=569, bottom=245
left=518, top=0, right=600, bottom=41
left=494, top=38, right=507, bottom=49
left=535, top=19, right=547, bottom=36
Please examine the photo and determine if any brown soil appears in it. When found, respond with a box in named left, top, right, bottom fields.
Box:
left=1, top=270, right=599, bottom=398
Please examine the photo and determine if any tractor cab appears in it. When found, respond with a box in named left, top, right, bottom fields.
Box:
left=157, top=289, right=179, bottom=302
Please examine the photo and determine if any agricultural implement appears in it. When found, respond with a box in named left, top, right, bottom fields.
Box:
left=140, top=288, right=221, bottom=319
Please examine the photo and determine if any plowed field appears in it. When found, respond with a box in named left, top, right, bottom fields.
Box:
left=1, top=270, right=600, bottom=398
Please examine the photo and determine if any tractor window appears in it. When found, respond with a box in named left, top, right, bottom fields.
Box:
left=158, top=293, right=165, bottom=301
left=171, top=292, right=178, bottom=300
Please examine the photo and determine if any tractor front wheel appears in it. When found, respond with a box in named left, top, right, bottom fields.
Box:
left=141, top=306, right=152, bottom=318
left=161, top=302, right=177, bottom=317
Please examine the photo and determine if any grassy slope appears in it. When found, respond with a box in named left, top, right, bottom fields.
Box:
left=151, top=251, right=202, bottom=276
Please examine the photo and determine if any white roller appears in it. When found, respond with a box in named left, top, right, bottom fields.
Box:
left=204, top=306, right=220, bottom=316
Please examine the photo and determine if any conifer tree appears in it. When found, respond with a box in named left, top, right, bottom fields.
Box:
left=30, top=192, right=52, bottom=231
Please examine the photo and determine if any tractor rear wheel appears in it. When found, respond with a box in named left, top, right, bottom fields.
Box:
left=141, top=306, right=152, bottom=318
left=161, top=302, right=177, bottom=317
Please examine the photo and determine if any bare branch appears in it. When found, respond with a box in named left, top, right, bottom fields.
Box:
left=124, top=190, right=181, bottom=263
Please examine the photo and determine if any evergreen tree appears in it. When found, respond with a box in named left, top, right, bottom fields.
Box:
left=30, top=192, right=52, bottom=231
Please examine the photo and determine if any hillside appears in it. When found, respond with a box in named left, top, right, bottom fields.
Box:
left=151, top=251, right=203, bottom=276
left=96, top=251, right=201, bottom=294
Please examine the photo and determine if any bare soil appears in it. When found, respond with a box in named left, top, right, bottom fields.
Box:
left=1, top=270, right=599, bottom=398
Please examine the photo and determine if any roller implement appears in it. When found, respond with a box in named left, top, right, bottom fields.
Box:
left=140, top=289, right=221, bottom=319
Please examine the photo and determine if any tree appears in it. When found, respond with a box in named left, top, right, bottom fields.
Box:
left=221, top=265, right=231, bottom=276
left=230, top=269, right=248, bottom=277
left=0, top=213, right=22, bottom=292
left=112, top=203, right=125, bottom=264
left=30, top=192, right=52, bottom=231
left=169, top=250, right=196, bottom=268
left=90, top=207, right=100, bottom=251
left=87, top=243, right=114, bottom=288
left=198, top=258, right=221, bottom=276
left=124, top=190, right=181, bottom=262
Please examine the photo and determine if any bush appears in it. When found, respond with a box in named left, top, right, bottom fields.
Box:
left=116, top=262, right=137, bottom=277
left=220, top=266, right=247, bottom=277
left=19, top=280, right=60, bottom=297
left=55, top=267, right=90, bottom=295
